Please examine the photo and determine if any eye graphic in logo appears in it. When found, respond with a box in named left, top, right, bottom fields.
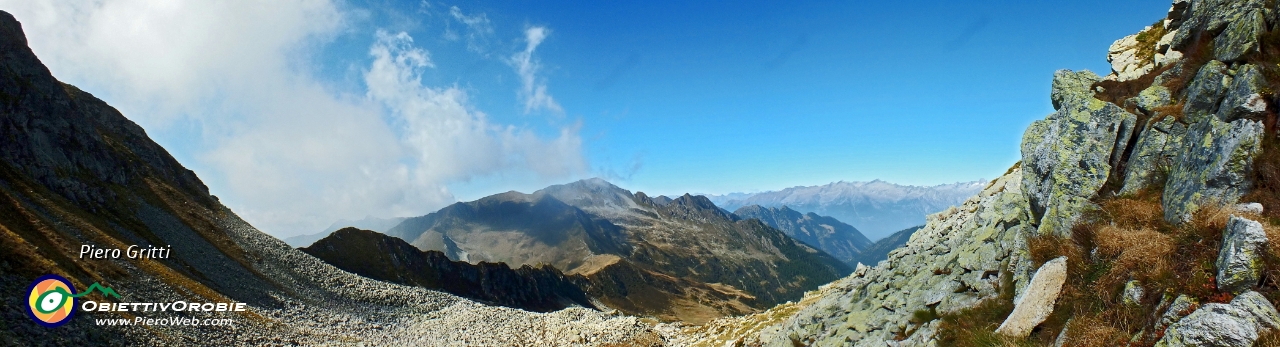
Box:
left=25, top=274, right=77, bottom=327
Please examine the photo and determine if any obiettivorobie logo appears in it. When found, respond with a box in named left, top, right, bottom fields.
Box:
left=25, top=274, right=246, bottom=328
left=25, top=274, right=117, bottom=327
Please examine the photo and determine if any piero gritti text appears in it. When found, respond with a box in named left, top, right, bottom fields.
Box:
left=79, top=244, right=172, bottom=259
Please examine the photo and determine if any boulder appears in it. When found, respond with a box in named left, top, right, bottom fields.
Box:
left=1128, top=84, right=1173, bottom=115
left=1156, top=291, right=1279, bottom=347
left=1163, top=117, right=1264, bottom=224
left=1123, top=280, right=1145, bottom=306
left=1108, top=28, right=1157, bottom=82
left=995, top=256, right=1067, bottom=338
left=1121, top=117, right=1188, bottom=195
left=1156, top=303, right=1260, bottom=347
left=1217, top=216, right=1268, bottom=294
left=1235, top=203, right=1265, bottom=214
left=1182, top=60, right=1231, bottom=125
left=1214, top=9, right=1265, bottom=62
left=1024, top=70, right=1136, bottom=236
left=1216, top=64, right=1269, bottom=123
left=1157, top=295, right=1199, bottom=333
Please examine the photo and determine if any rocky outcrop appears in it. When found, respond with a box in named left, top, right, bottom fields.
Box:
left=1108, top=27, right=1158, bottom=82
left=1163, top=117, right=1264, bottom=223
left=1122, top=116, right=1187, bottom=195
left=995, top=256, right=1067, bottom=338
left=1216, top=216, right=1269, bottom=294
left=1156, top=291, right=1280, bottom=347
left=1023, top=70, right=1136, bottom=236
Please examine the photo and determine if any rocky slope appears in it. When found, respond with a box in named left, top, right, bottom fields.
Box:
left=0, top=10, right=667, bottom=346
left=708, top=180, right=985, bottom=240
left=733, top=205, right=872, bottom=265
left=680, top=0, right=1280, bottom=345
left=389, top=178, right=852, bottom=323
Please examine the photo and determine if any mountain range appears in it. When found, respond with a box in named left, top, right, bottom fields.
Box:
left=383, top=178, right=852, bottom=322
left=706, top=180, right=984, bottom=240
left=283, top=215, right=406, bottom=247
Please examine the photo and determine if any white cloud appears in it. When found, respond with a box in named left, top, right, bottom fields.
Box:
left=510, top=26, right=563, bottom=114
left=2, top=1, right=586, bottom=237
left=447, top=5, right=493, bottom=54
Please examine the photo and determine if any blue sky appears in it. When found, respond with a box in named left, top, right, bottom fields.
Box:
left=4, top=0, right=1170, bottom=236
left=327, top=0, right=1170, bottom=196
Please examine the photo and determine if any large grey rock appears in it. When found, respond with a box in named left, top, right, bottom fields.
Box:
left=1182, top=60, right=1231, bottom=124
left=1163, top=118, right=1264, bottom=224
left=1214, top=9, right=1265, bottom=62
left=1156, top=291, right=1280, bottom=347
left=1158, top=295, right=1200, bottom=333
left=1024, top=70, right=1136, bottom=236
left=1217, top=216, right=1269, bottom=294
left=995, top=256, right=1067, bottom=338
left=1233, top=291, right=1280, bottom=332
left=1121, top=115, right=1188, bottom=195
left=1128, top=84, right=1173, bottom=115
left=1169, top=0, right=1267, bottom=53
left=1217, top=64, right=1269, bottom=123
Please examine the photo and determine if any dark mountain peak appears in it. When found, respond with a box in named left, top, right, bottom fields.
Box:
left=301, top=228, right=596, bottom=313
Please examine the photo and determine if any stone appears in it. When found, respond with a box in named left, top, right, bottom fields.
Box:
left=1214, top=9, right=1265, bottom=62
left=1156, top=291, right=1279, bottom=347
left=1163, top=118, right=1264, bottom=224
left=1235, top=203, right=1265, bottom=214
left=1217, top=216, right=1268, bottom=294
left=1123, top=280, right=1145, bottom=306
left=995, top=256, right=1067, bottom=338
left=1130, top=85, right=1173, bottom=115
left=1156, top=49, right=1183, bottom=68
left=1182, top=60, right=1231, bottom=124
left=1024, top=70, right=1136, bottom=236
left=1158, top=295, right=1199, bottom=333
left=1217, top=64, right=1269, bottom=122
left=1120, top=117, right=1188, bottom=195
left=1165, top=0, right=1190, bottom=30
left=1108, top=28, right=1157, bottom=82
left=1156, top=303, right=1259, bottom=347
left=1232, top=291, right=1280, bottom=332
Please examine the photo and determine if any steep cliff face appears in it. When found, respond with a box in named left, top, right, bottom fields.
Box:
left=680, top=0, right=1280, bottom=345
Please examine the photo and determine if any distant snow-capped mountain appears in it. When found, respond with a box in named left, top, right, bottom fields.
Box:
left=706, top=180, right=985, bottom=241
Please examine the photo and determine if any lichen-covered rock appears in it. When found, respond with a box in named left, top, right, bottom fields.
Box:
left=1156, top=291, right=1279, bottom=347
left=1217, top=216, right=1268, bottom=294
left=1121, top=117, right=1187, bottom=195
left=1128, top=84, right=1173, bottom=115
left=1023, top=70, right=1136, bottom=236
left=1214, top=8, right=1265, bottom=62
left=1163, top=117, right=1264, bottom=224
left=1233, top=291, right=1280, bottom=332
left=1169, top=0, right=1268, bottom=53
left=1157, top=295, right=1199, bottom=333
left=1235, top=202, right=1265, bottom=214
left=1182, top=60, right=1231, bottom=124
left=1156, top=303, right=1259, bottom=347
left=995, top=256, right=1067, bottom=338
left=1123, top=280, right=1145, bottom=306
left=1216, top=64, right=1269, bottom=123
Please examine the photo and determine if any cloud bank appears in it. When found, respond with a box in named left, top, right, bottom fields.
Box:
left=2, top=0, right=585, bottom=236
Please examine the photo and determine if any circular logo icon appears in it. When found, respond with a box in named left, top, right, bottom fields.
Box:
left=25, top=274, right=77, bottom=327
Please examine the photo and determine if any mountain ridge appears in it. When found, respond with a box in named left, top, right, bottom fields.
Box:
left=706, top=180, right=985, bottom=240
